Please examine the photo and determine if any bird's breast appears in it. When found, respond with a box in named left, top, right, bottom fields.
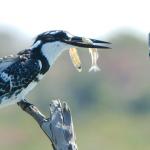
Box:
left=18, top=74, right=45, bottom=99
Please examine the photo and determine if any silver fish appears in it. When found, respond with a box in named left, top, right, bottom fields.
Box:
left=88, top=48, right=100, bottom=72
left=82, top=37, right=100, bottom=72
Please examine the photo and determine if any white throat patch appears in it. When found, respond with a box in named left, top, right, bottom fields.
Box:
left=41, top=41, right=71, bottom=65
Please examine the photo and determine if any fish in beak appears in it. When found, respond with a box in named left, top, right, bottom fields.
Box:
left=62, top=35, right=111, bottom=49
left=62, top=34, right=111, bottom=72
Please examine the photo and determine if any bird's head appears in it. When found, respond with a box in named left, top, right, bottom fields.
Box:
left=32, top=30, right=111, bottom=70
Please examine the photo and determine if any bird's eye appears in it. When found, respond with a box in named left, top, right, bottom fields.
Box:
left=43, top=35, right=54, bottom=42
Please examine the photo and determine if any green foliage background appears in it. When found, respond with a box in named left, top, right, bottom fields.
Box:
left=0, top=26, right=149, bottom=150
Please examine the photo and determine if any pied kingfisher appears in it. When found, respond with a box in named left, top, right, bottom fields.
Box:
left=0, top=30, right=111, bottom=107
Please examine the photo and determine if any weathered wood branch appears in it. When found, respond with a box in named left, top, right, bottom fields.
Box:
left=17, top=99, right=78, bottom=150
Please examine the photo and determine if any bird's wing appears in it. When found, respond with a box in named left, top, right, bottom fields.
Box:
left=0, top=55, right=20, bottom=97
left=0, top=50, right=41, bottom=100
left=0, top=55, right=19, bottom=72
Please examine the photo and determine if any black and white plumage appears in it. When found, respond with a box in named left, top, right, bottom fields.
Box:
left=0, top=30, right=111, bottom=107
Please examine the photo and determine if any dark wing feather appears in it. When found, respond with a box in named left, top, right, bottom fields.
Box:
left=0, top=55, right=19, bottom=96
left=0, top=55, right=19, bottom=72
left=0, top=50, right=41, bottom=100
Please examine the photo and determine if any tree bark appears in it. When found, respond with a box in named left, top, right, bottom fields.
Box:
left=17, top=99, right=78, bottom=150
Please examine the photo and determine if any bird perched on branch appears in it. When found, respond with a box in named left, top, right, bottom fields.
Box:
left=0, top=30, right=111, bottom=107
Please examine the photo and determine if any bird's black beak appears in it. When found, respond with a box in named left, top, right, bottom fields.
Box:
left=61, top=36, right=111, bottom=49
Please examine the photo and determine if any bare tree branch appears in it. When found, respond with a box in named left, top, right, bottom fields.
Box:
left=17, top=99, right=78, bottom=150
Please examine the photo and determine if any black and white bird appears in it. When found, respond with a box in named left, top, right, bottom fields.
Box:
left=0, top=30, right=111, bottom=107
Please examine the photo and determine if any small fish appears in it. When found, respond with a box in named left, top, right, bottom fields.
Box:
left=69, top=48, right=82, bottom=72
left=82, top=37, right=100, bottom=72
left=88, top=48, right=100, bottom=72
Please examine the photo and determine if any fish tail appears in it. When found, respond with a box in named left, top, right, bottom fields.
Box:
left=89, top=65, right=101, bottom=72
